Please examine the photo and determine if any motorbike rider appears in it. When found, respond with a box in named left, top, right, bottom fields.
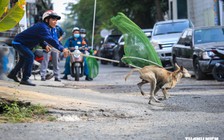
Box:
left=80, top=28, right=94, bottom=81
left=40, top=11, right=66, bottom=82
left=7, top=10, right=69, bottom=86
left=80, top=28, right=89, bottom=45
left=61, top=27, right=92, bottom=81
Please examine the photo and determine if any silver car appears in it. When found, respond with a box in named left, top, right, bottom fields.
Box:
left=151, top=19, right=194, bottom=69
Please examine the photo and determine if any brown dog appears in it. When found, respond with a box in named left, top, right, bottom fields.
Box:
left=125, top=64, right=191, bottom=104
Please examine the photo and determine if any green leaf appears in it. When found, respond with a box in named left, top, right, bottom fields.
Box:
left=0, top=0, right=25, bottom=32
left=0, top=0, right=9, bottom=18
left=86, top=57, right=99, bottom=78
left=111, top=12, right=162, bottom=68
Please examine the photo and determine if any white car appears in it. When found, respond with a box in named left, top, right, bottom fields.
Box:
left=151, top=19, right=194, bottom=69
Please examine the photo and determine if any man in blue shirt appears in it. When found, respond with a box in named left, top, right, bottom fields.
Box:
left=7, top=10, right=69, bottom=86
left=61, top=27, right=92, bottom=81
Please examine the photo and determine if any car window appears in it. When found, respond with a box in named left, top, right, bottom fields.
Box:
left=105, top=35, right=121, bottom=43
left=153, top=21, right=190, bottom=36
left=194, top=27, right=224, bottom=44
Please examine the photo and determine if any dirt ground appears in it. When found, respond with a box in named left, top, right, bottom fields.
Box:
left=0, top=64, right=223, bottom=140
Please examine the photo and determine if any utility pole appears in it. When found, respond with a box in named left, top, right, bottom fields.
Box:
left=91, top=0, right=96, bottom=50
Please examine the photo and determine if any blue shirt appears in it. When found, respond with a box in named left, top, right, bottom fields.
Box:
left=13, top=22, right=64, bottom=51
left=51, top=28, right=58, bottom=40
left=64, top=36, right=83, bottom=52
left=55, top=25, right=65, bottom=39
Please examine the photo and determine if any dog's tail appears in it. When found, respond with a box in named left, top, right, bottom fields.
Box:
left=125, top=68, right=141, bottom=81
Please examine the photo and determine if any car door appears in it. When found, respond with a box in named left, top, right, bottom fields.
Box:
left=181, top=29, right=194, bottom=70
left=172, top=29, right=189, bottom=66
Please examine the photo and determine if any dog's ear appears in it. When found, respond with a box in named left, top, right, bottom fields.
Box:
left=175, top=63, right=180, bottom=69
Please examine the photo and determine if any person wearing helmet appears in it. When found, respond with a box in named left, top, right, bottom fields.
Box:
left=40, top=24, right=65, bottom=82
left=61, top=27, right=92, bottom=81
left=7, top=10, right=69, bottom=86
left=40, top=22, right=66, bottom=81
left=80, top=28, right=89, bottom=46
left=80, top=28, right=94, bottom=81
left=80, top=28, right=87, bottom=39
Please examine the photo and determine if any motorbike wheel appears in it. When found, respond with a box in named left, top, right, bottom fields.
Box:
left=70, top=63, right=75, bottom=77
left=74, top=66, right=80, bottom=81
left=212, top=65, right=224, bottom=82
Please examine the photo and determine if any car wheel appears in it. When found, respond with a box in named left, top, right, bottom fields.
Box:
left=193, top=58, right=206, bottom=80
left=101, top=60, right=107, bottom=64
left=118, top=60, right=126, bottom=67
left=112, top=51, right=119, bottom=66
left=212, top=64, right=224, bottom=81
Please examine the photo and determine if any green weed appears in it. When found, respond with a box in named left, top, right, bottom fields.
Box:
left=0, top=101, right=56, bottom=123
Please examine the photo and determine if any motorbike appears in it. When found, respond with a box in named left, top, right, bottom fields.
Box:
left=17, top=49, right=54, bottom=80
left=33, top=49, right=55, bottom=80
left=211, top=48, right=224, bottom=82
left=70, top=46, right=86, bottom=81
left=34, top=49, right=53, bottom=70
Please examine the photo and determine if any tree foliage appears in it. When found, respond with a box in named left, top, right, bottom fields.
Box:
left=64, top=0, right=168, bottom=45
left=34, top=0, right=53, bottom=23
left=0, top=0, right=26, bottom=32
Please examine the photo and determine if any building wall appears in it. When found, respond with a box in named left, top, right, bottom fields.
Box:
left=169, top=0, right=221, bottom=27
left=188, top=0, right=218, bottom=27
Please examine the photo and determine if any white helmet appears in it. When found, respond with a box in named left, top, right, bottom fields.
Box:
left=42, top=10, right=61, bottom=21
left=72, top=27, right=80, bottom=32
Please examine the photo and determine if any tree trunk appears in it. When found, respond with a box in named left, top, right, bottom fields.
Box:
left=155, top=0, right=164, bottom=21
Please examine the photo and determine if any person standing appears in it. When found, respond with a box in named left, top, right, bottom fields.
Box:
left=40, top=23, right=66, bottom=82
left=7, top=10, right=69, bottom=86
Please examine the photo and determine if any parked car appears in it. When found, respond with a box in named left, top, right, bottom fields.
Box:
left=151, top=19, right=194, bottom=69
left=99, top=34, right=121, bottom=64
left=172, top=26, right=224, bottom=80
left=112, top=29, right=153, bottom=67
left=142, top=28, right=153, bottom=40
left=112, top=35, right=125, bottom=67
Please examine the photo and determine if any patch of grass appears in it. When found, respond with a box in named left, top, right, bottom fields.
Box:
left=0, top=101, right=56, bottom=123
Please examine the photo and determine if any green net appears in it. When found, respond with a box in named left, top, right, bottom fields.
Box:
left=111, top=12, right=162, bottom=68
left=86, top=56, right=99, bottom=79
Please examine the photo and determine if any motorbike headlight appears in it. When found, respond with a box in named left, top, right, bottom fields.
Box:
left=74, top=50, right=81, bottom=58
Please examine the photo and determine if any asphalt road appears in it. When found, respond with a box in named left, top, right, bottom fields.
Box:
left=0, top=63, right=223, bottom=140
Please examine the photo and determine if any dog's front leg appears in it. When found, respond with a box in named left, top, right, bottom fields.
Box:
left=162, top=88, right=170, bottom=100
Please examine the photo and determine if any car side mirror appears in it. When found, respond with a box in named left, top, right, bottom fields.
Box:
left=185, top=40, right=192, bottom=46
left=119, top=42, right=125, bottom=46
left=100, top=38, right=104, bottom=45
